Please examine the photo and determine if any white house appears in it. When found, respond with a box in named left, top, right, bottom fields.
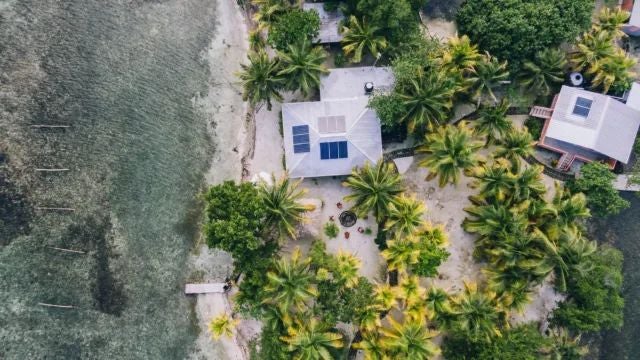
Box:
left=282, top=67, right=394, bottom=178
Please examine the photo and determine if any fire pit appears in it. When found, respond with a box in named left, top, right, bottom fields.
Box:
left=339, top=210, right=357, bottom=227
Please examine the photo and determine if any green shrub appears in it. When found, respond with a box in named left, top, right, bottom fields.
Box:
left=568, top=162, right=630, bottom=217
left=267, top=9, right=320, bottom=51
left=364, top=227, right=372, bottom=235
left=333, top=51, right=346, bottom=68
left=324, top=221, right=340, bottom=238
left=524, top=116, right=543, bottom=140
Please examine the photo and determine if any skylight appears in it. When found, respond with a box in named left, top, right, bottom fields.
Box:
left=292, top=125, right=310, bottom=153
left=320, top=141, right=348, bottom=160
left=572, top=97, right=592, bottom=118
left=318, top=115, right=346, bottom=133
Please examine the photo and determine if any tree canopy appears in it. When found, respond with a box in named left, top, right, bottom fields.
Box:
left=267, top=8, right=320, bottom=51
left=457, top=0, right=593, bottom=70
left=568, top=162, right=629, bottom=217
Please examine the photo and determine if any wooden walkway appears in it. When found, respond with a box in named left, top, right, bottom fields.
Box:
left=184, top=283, right=228, bottom=294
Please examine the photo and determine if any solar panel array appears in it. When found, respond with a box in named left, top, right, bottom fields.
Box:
left=292, top=125, right=310, bottom=153
left=320, top=141, right=348, bottom=160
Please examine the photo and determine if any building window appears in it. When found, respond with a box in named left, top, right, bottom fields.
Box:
left=318, top=115, right=346, bottom=133
left=572, top=97, right=592, bottom=118
left=320, top=141, right=348, bottom=159
left=292, top=125, right=310, bottom=153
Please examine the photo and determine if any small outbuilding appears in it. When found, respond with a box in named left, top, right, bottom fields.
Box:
left=530, top=84, right=640, bottom=171
left=282, top=67, right=394, bottom=178
left=302, top=2, right=344, bottom=43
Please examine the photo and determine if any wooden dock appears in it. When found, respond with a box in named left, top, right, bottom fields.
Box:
left=184, top=283, right=228, bottom=294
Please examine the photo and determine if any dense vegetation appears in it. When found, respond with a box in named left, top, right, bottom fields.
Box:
left=568, top=162, right=630, bottom=217
left=457, top=0, right=593, bottom=71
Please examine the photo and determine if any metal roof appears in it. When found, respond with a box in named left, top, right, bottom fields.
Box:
left=283, top=67, right=393, bottom=178
left=302, top=2, right=344, bottom=43
left=545, top=85, right=640, bottom=164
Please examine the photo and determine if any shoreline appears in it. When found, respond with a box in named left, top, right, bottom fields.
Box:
left=188, top=0, right=252, bottom=359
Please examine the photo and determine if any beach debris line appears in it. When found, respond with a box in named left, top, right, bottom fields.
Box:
left=29, top=124, right=71, bottom=129
left=37, top=303, right=75, bottom=309
left=34, top=206, right=75, bottom=212
left=47, top=246, right=86, bottom=254
left=35, top=168, right=70, bottom=172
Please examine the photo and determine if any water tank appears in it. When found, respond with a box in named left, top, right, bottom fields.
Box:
left=569, top=72, right=584, bottom=87
left=364, top=82, right=374, bottom=95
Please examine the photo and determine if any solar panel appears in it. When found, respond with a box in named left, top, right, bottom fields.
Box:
left=292, top=125, right=310, bottom=153
left=319, top=141, right=348, bottom=160
left=338, top=141, right=348, bottom=158
left=320, top=142, right=329, bottom=159
left=572, top=97, right=592, bottom=118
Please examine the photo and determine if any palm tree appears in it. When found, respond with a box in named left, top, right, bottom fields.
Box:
left=208, top=313, right=239, bottom=340
left=539, top=229, right=596, bottom=292
left=381, top=236, right=419, bottom=274
left=495, top=128, right=535, bottom=170
left=511, top=165, right=546, bottom=203
left=355, top=331, right=388, bottom=360
left=425, top=287, right=452, bottom=323
left=380, top=318, right=439, bottom=359
left=238, top=50, right=284, bottom=111
left=468, top=53, right=509, bottom=105
left=398, top=275, right=426, bottom=306
left=441, top=35, right=482, bottom=75
left=463, top=204, right=528, bottom=243
left=260, top=174, right=315, bottom=241
left=570, top=30, right=615, bottom=72
left=518, top=48, right=567, bottom=96
left=334, top=251, right=361, bottom=288
left=544, top=188, right=590, bottom=240
left=385, top=194, right=427, bottom=236
left=374, top=283, right=398, bottom=312
left=398, top=71, right=457, bottom=133
left=248, top=29, right=266, bottom=51
left=449, top=282, right=505, bottom=341
left=470, top=160, right=515, bottom=203
left=473, top=100, right=512, bottom=145
left=252, top=0, right=290, bottom=30
left=357, top=305, right=382, bottom=332
left=341, top=16, right=388, bottom=63
left=542, top=327, right=589, bottom=360
left=418, top=122, right=483, bottom=187
left=343, top=161, right=405, bottom=222
left=278, top=39, right=329, bottom=97
left=263, top=248, right=318, bottom=312
left=281, top=317, right=344, bottom=360
left=588, top=49, right=637, bottom=94
left=595, top=7, right=630, bottom=40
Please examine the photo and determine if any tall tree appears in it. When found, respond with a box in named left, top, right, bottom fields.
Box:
left=442, top=35, right=482, bottom=75
left=398, top=70, right=457, bottom=133
left=449, top=282, right=506, bottom=341
left=260, top=174, right=315, bottom=241
left=494, top=128, right=535, bottom=170
left=343, top=161, right=405, bottom=222
left=385, top=194, right=427, bottom=236
left=518, top=48, right=567, bottom=97
left=381, top=236, right=420, bottom=274
left=238, top=50, right=284, bottom=111
left=263, top=248, right=318, bottom=312
left=277, top=39, right=328, bottom=97
left=473, top=100, right=512, bottom=145
left=468, top=53, right=510, bottom=105
left=340, top=16, right=388, bottom=63
left=418, top=122, right=483, bottom=187
left=281, top=317, right=344, bottom=359
left=594, top=7, right=630, bottom=40
left=380, top=318, right=439, bottom=359
left=570, top=30, right=615, bottom=72
left=587, top=49, right=636, bottom=94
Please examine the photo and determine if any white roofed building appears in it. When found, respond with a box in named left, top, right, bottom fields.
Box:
left=530, top=84, right=640, bottom=171
left=282, top=67, right=394, bottom=178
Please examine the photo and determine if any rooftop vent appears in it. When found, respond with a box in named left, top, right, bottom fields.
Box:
left=364, top=82, right=374, bottom=95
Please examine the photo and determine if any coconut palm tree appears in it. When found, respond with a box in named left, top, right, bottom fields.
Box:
left=398, top=70, right=457, bottom=133
left=570, top=30, right=615, bottom=72
left=463, top=204, right=528, bottom=242
left=355, top=331, right=388, bottom=360
left=252, top=0, right=291, bottom=30
left=494, top=279, right=533, bottom=313
left=278, top=39, right=329, bottom=97
left=470, top=160, right=515, bottom=203
left=343, top=161, right=405, bottom=222
left=398, top=276, right=426, bottom=306
left=261, top=174, right=315, bottom=241
left=248, top=29, right=266, bottom=51
left=588, top=49, right=637, bottom=94
left=473, top=100, right=512, bottom=145
left=418, top=122, right=484, bottom=187
left=441, top=35, right=482, bottom=75
left=334, top=251, right=362, bottom=288
left=341, top=16, right=388, bottom=63
left=281, top=317, right=344, bottom=360
left=381, top=236, right=419, bottom=274
left=542, top=186, right=590, bottom=240
left=495, top=128, right=535, bottom=170
left=594, top=7, right=630, bottom=40
left=385, top=194, right=427, bottom=236
left=511, top=165, right=546, bottom=203
left=263, top=248, right=318, bottom=312
left=518, top=48, right=567, bottom=97
left=542, top=327, right=589, bottom=360
left=380, top=318, right=439, bottom=359
left=468, top=53, right=509, bottom=105
left=208, top=313, right=239, bottom=340
left=449, top=282, right=506, bottom=341
left=238, top=50, right=284, bottom=111
left=374, top=283, right=398, bottom=311
left=357, top=305, right=382, bottom=332
left=425, top=287, right=452, bottom=323
left=539, top=229, right=597, bottom=292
